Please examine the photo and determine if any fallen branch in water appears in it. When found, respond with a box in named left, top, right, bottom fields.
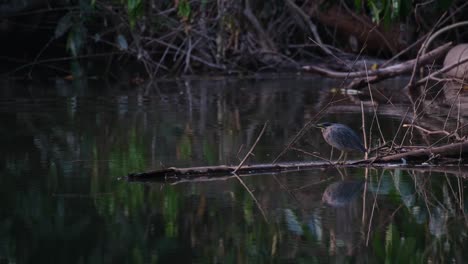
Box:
left=126, top=140, right=468, bottom=182
left=126, top=160, right=468, bottom=184
left=375, top=140, right=468, bottom=162
left=302, top=42, right=452, bottom=89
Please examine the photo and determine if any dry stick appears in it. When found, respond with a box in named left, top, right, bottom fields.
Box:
left=271, top=174, right=301, bottom=205
left=148, top=37, right=226, bottom=70
left=153, top=32, right=179, bottom=76
left=402, top=78, right=436, bottom=148
left=233, top=121, right=269, bottom=174
left=258, top=51, right=301, bottom=69
left=276, top=41, right=367, bottom=162
left=284, top=0, right=333, bottom=56
left=380, top=35, right=428, bottom=68
left=400, top=70, right=437, bottom=148
left=243, top=0, right=276, bottom=51
left=361, top=168, right=369, bottom=225
left=444, top=172, right=460, bottom=206
left=366, top=170, right=384, bottom=246
left=378, top=140, right=468, bottom=162
left=28, top=37, right=57, bottom=78
left=420, top=21, right=468, bottom=56
left=231, top=121, right=270, bottom=223
left=403, top=124, right=463, bottom=141
left=429, top=123, right=468, bottom=147
left=292, top=177, right=334, bottom=191
left=361, top=101, right=368, bottom=160
left=365, top=62, right=386, bottom=144
left=232, top=172, right=269, bottom=223
left=407, top=13, right=447, bottom=87
left=457, top=93, right=462, bottom=134
left=412, top=56, right=468, bottom=87
left=442, top=84, right=463, bottom=132
left=308, top=37, right=348, bottom=68
left=290, top=147, right=333, bottom=165
left=410, top=60, right=441, bottom=117
left=2, top=52, right=124, bottom=77
left=429, top=76, right=468, bottom=84
left=129, top=162, right=468, bottom=185
left=184, top=34, right=193, bottom=73
left=458, top=173, right=464, bottom=212
left=271, top=97, right=347, bottom=164
left=302, top=43, right=452, bottom=78
left=389, top=107, right=411, bottom=152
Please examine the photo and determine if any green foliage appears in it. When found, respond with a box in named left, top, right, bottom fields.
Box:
left=354, top=0, right=362, bottom=12
left=54, top=0, right=96, bottom=58
left=55, top=13, right=73, bottom=39
left=163, top=188, right=180, bottom=237
left=125, top=0, right=144, bottom=28
left=178, top=134, right=192, bottom=160
left=177, top=0, right=191, bottom=20
left=353, top=0, right=452, bottom=27
left=67, top=24, right=87, bottom=57
left=373, top=223, right=425, bottom=263
left=53, top=0, right=145, bottom=59
left=355, top=0, right=411, bottom=26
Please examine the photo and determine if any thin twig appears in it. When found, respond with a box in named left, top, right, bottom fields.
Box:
left=365, top=62, right=386, bottom=144
left=361, top=101, right=368, bottom=160
left=290, top=147, right=333, bottom=165
left=403, top=124, right=463, bottom=141
left=233, top=121, right=269, bottom=174
left=232, top=172, right=269, bottom=223
left=407, top=13, right=447, bottom=87
left=366, top=170, right=383, bottom=246
left=412, top=56, right=468, bottom=87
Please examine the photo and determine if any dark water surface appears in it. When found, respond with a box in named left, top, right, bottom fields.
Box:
left=0, top=76, right=466, bottom=263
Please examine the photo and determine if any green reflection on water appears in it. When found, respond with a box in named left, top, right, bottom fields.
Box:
left=0, top=78, right=466, bottom=263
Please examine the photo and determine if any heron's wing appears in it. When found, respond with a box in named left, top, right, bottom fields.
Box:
left=333, top=125, right=365, bottom=152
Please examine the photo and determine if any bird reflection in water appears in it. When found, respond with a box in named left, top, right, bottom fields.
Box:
left=322, top=180, right=365, bottom=257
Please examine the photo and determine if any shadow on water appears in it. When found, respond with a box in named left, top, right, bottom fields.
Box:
left=0, top=76, right=467, bottom=263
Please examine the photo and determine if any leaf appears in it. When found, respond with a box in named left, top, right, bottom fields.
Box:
left=116, top=34, right=129, bottom=50
left=354, top=0, right=362, bottom=12
left=177, top=0, right=191, bottom=20
left=385, top=223, right=395, bottom=253
left=369, top=2, right=381, bottom=24
left=127, top=0, right=143, bottom=28
left=54, top=13, right=73, bottom=39
left=66, top=24, right=87, bottom=57
left=383, top=0, right=392, bottom=27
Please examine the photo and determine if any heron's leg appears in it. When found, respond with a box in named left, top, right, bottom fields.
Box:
left=336, top=150, right=344, bottom=164
left=343, top=152, right=348, bottom=164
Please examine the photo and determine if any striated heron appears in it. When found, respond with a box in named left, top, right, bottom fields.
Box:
left=315, top=122, right=365, bottom=163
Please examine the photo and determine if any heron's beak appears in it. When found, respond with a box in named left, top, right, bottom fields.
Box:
left=312, top=124, right=322, bottom=129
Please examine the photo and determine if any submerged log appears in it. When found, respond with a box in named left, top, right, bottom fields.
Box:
left=127, top=141, right=468, bottom=182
